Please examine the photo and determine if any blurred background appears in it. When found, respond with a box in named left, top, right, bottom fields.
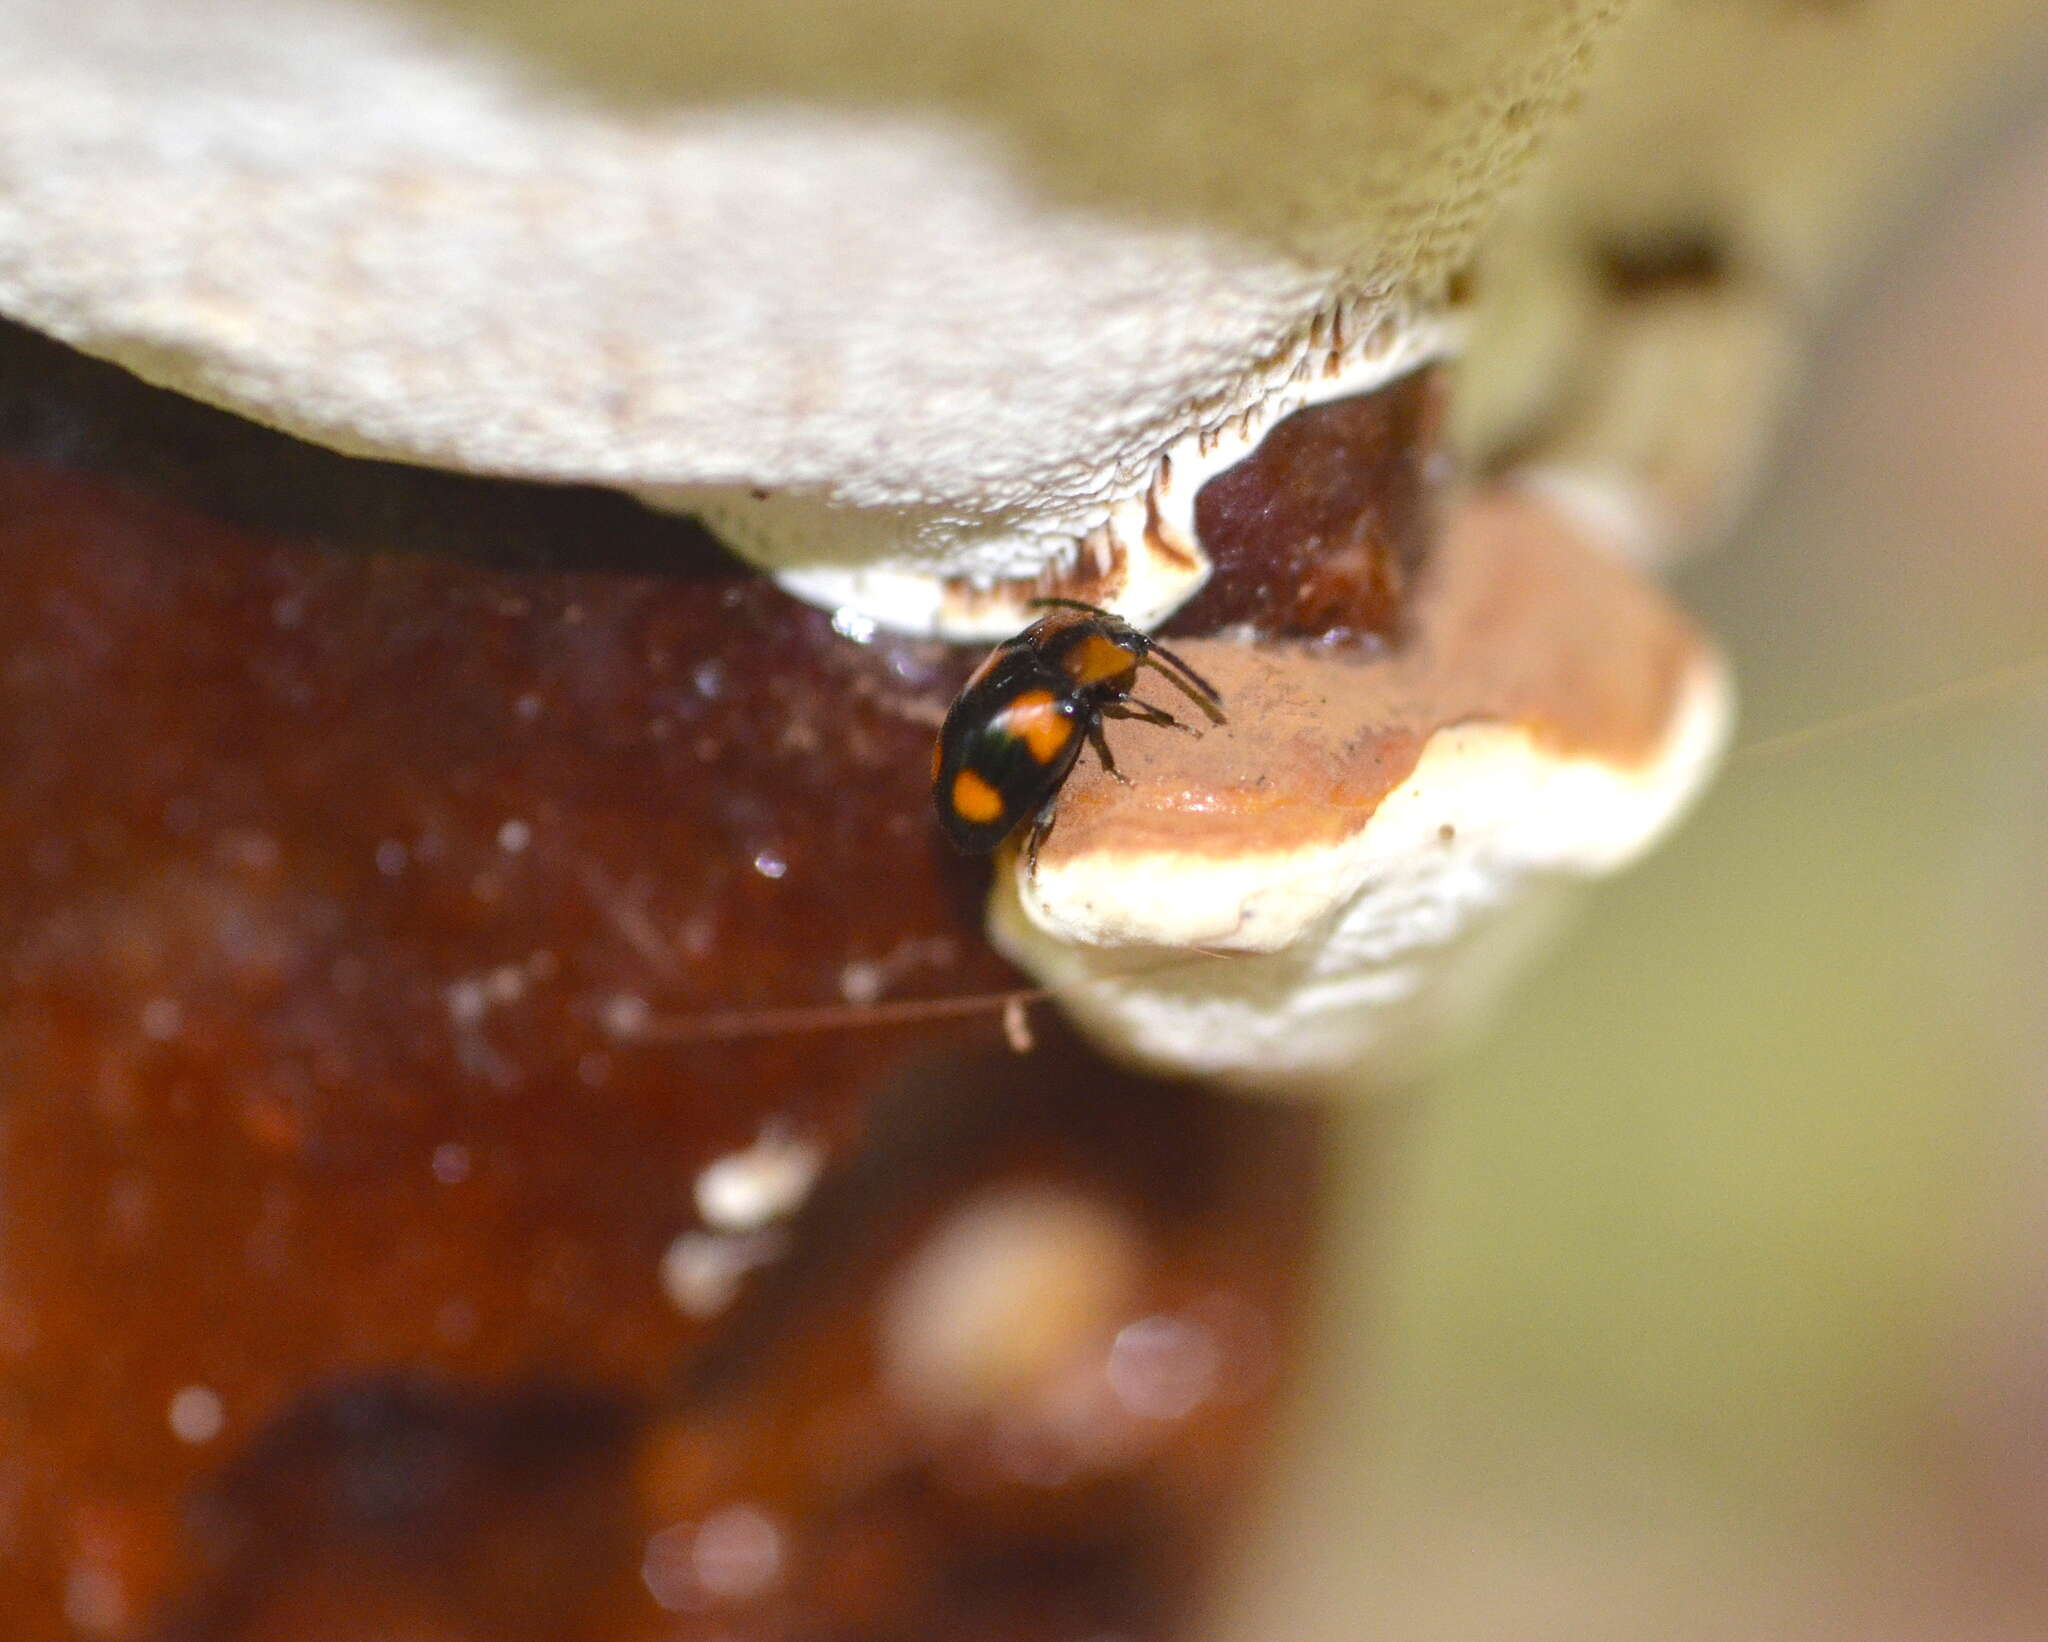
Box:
left=1234, top=66, right=2048, bottom=1642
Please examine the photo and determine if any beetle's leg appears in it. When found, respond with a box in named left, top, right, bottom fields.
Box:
left=1024, top=794, right=1073, bottom=868
left=1086, top=718, right=1133, bottom=784
left=1105, top=697, right=1198, bottom=734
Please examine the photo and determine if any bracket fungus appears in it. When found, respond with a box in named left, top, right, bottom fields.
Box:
left=996, top=481, right=1731, bottom=1089
left=2, top=0, right=2045, bottom=1636
left=3, top=0, right=2036, bottom=1100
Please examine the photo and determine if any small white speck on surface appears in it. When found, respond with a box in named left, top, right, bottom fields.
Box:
left=166, top=1384, right=225, bottom=1445
left=751, top=848, right=787, bottom=881
left=375, top=838, right=408, bottom=877
left=642, top=1505, right=786, bottom=1610
left=602, top=993, right=650, bottom=1039
left=639, top=1521, right=699, bottom=1612
left=1004, top=996, right=1036, bottom=1054
left=833, top=934, right=960, bottom=1010
left=431, top=1142, right=472, bottom=1185
left=514, top=691, right=544, bottom=721
left=62, top=1562, right=125, bottom=1635
left=444, top=977, right=489, bottom=1029
left=485, top=964, right=527, bottom=1005
left=831, top=607, right=879, bottom=643
left=837, top=961, right=884, bottom=1006
left=658, top=1229, right=784, bottom=1318
left=576, top=1050, right=613, bottom=1087
left=692, top=1503, right=785, bottom=1601
left=692, top=659, right=726, bottom=699
left=694, top=1128, right=826, bottom=1233
left=1105, top=1313, right=1222, bottom=1422
left=139, top=998, right=183, bottom=1041
left=496, top=818, right=532, bottom=853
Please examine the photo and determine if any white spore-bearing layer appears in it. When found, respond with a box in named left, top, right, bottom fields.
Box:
left=991, top=653, right=1733, bottom=1090
left=0, top=0, right=1583, bottom=641
left=748, top=305, right=1462, bottom=639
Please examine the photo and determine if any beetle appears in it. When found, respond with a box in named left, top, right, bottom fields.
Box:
left=931, top=598, right=1225, bottom=855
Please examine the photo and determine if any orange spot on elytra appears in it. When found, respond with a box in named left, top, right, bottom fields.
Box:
left=999, top=690, right=1073, bottom=765
left=1065, top=633, right=1137, bottom=689
left=950, top=768, right=1006, bottom=825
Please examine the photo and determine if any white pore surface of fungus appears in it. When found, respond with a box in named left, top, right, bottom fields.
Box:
left=0, top=0, right=1605, bottom=619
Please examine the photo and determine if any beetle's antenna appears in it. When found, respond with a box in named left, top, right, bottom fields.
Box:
left=1142, top=641, right=1226, bottom=724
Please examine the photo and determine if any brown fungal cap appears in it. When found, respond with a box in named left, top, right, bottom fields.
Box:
left=1037, top=488, right=1713, bottom=871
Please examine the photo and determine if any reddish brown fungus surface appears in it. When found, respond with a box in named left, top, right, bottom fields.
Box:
left=0, top=323, right=1324, bottom=1641
left=1165, top=366, right=1443, bottom=644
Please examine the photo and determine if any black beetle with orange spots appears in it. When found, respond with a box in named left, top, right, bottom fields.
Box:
left=932, top=600, right=1225, bottom=856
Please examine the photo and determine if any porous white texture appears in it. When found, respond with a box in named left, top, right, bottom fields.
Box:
left=0, top=0, right=1608, bottom=589
left=753, top=307, right=1461, bottom=637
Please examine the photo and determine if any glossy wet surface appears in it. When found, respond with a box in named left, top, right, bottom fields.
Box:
left=0, top=323, right=1326, bottom=1641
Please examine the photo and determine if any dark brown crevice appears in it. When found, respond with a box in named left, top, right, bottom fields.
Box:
left=1165, top=364, right=1446, bottom=649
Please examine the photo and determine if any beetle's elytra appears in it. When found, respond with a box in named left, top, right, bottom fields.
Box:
left=931, top=600, right=1224, bottom=855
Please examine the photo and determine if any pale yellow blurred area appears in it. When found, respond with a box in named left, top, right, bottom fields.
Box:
left=1229, top=70, right=2048, bottom=1642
